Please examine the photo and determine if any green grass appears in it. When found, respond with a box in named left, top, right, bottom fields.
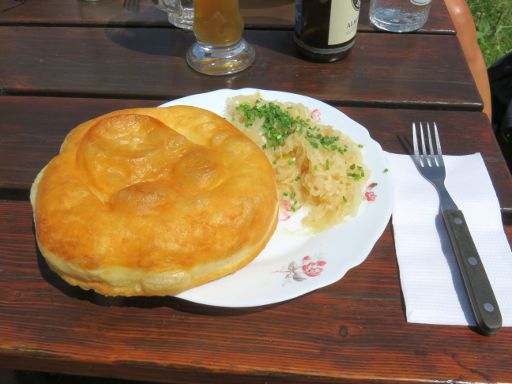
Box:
left=467, top=0, right=512, bottom=66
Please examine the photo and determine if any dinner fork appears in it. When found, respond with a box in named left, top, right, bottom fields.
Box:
left=123, top=0, right=140, bottom=13
left=411, top=122, right=502, bottom=335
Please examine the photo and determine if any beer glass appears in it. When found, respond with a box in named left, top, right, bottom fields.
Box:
left=186, top=0, right=255, bottom=76
left=153, top=0, right=194, bottom=30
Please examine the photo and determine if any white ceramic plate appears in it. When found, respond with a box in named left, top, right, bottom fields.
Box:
left=159, top=88, right=392, bottom=307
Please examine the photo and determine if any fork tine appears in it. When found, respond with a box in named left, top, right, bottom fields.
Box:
left=433, top=122, right=444, bottom=166
left=426, top=122, right=437, bottom=165
left=419, top=122, right=429, bottom=166
left=412, top=122, right=422, bottom=166
left=426, top=122, right=433, bottom=154
left=123, top=0, right=140, bottom=12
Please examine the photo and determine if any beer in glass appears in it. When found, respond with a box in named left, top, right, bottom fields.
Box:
left=193, top=0, right=243, bottom=46
left=186, top=0, right=255, bottom=75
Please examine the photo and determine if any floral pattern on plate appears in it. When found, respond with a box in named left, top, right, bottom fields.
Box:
left=276, top=255, right=326, bottom=284
left=365, top=182, right=378, bottom=202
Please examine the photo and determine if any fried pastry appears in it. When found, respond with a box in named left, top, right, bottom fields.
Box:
left=31, top=106, right=278, bottom=296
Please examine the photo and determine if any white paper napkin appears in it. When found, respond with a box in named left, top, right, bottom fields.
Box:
left=387, top=152, right=512, bottom=326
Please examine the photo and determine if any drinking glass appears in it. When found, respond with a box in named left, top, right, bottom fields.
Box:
left=153, top=0, right=194, bottom=30
left=186, top=0, right=255, bottom=76
left=369, top=0, right=432, bottom=33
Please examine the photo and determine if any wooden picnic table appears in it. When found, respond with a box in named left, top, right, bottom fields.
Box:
left=1, top=1, right=511, bottom=383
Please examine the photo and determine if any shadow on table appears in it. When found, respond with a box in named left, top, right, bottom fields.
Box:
left=103, top=22, right=299, bottom=61
left=100, top=4, right=193, bottom=57
left=35, top=239, right=278, bottom=317
left=102, top=1, right=299, bottom=60
left=7, top=369, right=148, bottom=384
left=104, top=25, right=193, bottom=57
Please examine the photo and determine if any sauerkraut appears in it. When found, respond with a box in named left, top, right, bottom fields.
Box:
left=226, top=94, right=369, bottom=232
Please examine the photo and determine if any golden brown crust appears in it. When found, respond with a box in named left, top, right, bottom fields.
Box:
left=31, top=106, right=278, bottom=296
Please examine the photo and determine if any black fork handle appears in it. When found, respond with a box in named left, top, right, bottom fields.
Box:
left=441, top=209, right=502, bottom=335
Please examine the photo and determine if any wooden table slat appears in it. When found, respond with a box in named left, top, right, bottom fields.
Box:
left=0, top=27, right=481, bottom=110
left=0, top=199, right=511, bottom=384
left=0, top=0, right=455, bottom=34
left=1, top=96, right=509, bottom=214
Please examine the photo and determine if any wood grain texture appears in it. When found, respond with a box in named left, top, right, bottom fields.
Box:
left=0, top=27, right=481, bottom=109
left=0, top=3, right=509, bottom=383
left=0, top=97, right=509, bottom=212
left=0, top=0, right=455, bottom=34
left=0, top=199, right=511, bottom=384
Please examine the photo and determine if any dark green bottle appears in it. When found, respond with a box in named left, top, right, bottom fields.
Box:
left=294, top=0, right=361, bottom=62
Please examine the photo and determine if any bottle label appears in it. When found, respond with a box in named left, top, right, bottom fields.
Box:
left=410, top=0, right=432, bottom=5
left=328, top=0, right=361, bottom=46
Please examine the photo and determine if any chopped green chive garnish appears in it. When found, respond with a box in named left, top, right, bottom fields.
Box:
left=347, top=173, right=363, bottom=181
left=236, top=99, right=348, bottom=153
left=236, top=101, right=306, bottom=149
left=346, top=163, right=365, bottom=180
